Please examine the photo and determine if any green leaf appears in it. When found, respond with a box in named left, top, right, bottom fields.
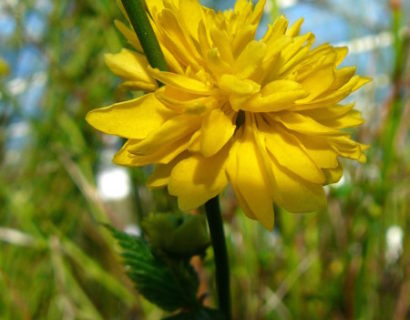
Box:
left=163, top=307, right=224, bottom=320
left=107, top=225, right=200, bottom=312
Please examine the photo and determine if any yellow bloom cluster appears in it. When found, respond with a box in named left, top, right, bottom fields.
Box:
left=87, top=0, right=369, bottom=228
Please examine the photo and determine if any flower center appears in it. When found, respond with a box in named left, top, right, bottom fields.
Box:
left=235, top=110, right=245, bottom=128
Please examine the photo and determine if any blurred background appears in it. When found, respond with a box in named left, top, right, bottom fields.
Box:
left=0, top=0, right=408, bottom=319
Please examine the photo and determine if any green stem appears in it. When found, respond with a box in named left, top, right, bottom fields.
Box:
left=205, top=197, right=231, bottom=320
left=120, top=0, right=167, bottom=71
left=119, top=0, right=166, bottom=229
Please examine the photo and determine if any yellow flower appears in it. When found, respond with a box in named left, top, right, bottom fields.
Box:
left=87, top=0, right=369, bottom=229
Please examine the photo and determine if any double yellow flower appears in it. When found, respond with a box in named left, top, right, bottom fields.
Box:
left=87, top=0, right=369, bottom=228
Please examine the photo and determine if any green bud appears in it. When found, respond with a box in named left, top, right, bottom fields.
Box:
left=142, top=213, right=210, bottom=257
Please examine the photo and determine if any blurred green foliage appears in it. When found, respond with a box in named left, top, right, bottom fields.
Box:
left=0, top=0, right=409, bottom=319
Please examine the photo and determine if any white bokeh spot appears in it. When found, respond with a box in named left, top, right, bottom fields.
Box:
left=97, top=167, right=131, bottom=201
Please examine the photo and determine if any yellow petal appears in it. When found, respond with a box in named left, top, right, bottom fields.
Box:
left=358, top=151, right=367, bottom=163
left=117, top=81, right=149, bottom=90
left=234, top=0, right=251, bottom=13
left=188, top=130, right=201, bottom=152
left=147, top=164, right=173, bottom=188
left=219, top=74, right=260, bottom=95
left=324, top=161, right=343, bottom=184
left=168, top=147, right=229, bottom=211
left=278, top=32, right=314, bottom=73
left=299, top=63, right=335, bottom=100
left=259, top=38, right=291, bottom=83
left=148, top=67, right=213, bottom=94
left=227, top=125, right=275, bottom=229
left=218, top=74, right=261, bottom=111
left=225, top=141, right=257, bottom=220
left=232, top=24, right=258, bottom=55
left=104, top=49, right=158, bottom=91
left=114, top=20, right=143, bottom=52
left=114, top=138, right=190, bottom=166
left=334, top=46, right=348, bottom=65
left=272, top=112, right=342, bottom=135
left=210, top=27, right=234, bottom=65
left=147, top=154, right=187, bottom=188
left=160, top=43, right=185, bottom=74
left=198, top=20, right=211, bottom=56
left=111, top=140, right=135, bottom=167
left=330, top=66, right=356, bottom=90
left=319, top=110, right=364, bottom=129
left=263, top=16, right=288, bottom=43
left=300, top=103, right=355, bottom=120
left=328, top=136, right=363, bottom=160
left=178, top=0, right=204, bottom=40
left=294, top=75, right=363, bottom=110
left=250, top=0, right=266, bottom=25
left=156, top=8, right=202, bottom=67
left=244, top=80, right=307, bottom=112
left=200, top=108, right=236, bottom=157
left=227, top=0, right=262, bottom=56
left=300, top=104, right=365, bottom=129
left=86, top=94, right=172, bottom=139
left=206, top=47, right=233, bottom=77
left=262, top=123, right=325, bottom=184
left=155, top=86, right=217, bottom=113
left=232, top=186, right=259, bottom=221
left=352, top=76, right=371, bottom=91
left=234, top=41, right=267, bottom=79
left=286, top=18, right=304, bottom=37
left=129, top=114, right=201, bottom=155
left=145, top=0, right=167, bottom=11
left=295, top=135, right=339, bottom=169
left=271, top=157, right=326, bottom=213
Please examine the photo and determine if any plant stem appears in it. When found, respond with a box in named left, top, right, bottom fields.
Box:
left=119, top=0, right=167, bottom=231
left=205, top=197, right=231, bottom=320
left=120, top=0, right=168, bottom=71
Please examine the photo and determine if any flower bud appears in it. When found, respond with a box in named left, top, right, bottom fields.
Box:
left=142, top=213, right=210, bottom=257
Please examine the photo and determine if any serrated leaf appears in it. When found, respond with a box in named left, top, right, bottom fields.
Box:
left=107, top=225, right=199, bottom=312
left=163, top=307, right=224, bottom=320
